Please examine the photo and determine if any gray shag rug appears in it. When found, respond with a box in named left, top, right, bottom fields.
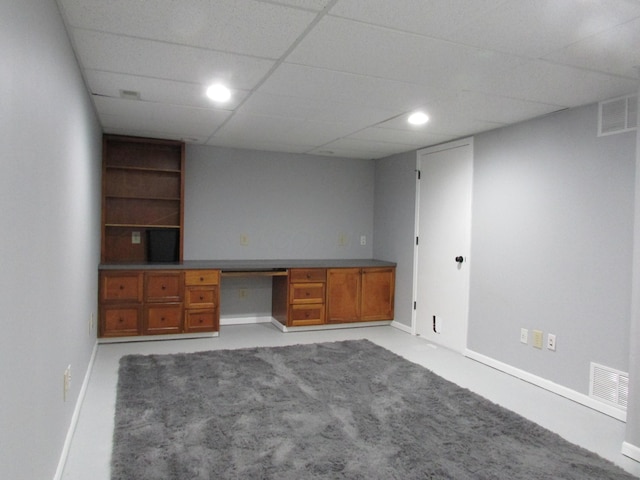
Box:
left=112, top=340, right=636, bottom=479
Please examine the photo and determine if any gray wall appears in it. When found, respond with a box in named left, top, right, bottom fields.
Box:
left=374, top=151, right=418, bottom=328
left=0, top=1, right=102, bottom=479
left=468, top=103, right=636, bottom=395
left=184, top=145, right=377, bottom=317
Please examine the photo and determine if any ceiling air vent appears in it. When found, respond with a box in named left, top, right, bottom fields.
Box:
left=598, top=94, right=638, bottom=136
left=589, top=362, right=628, bottom=410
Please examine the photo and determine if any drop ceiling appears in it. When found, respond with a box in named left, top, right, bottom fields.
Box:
left=57, top=0, right=640, bottom=159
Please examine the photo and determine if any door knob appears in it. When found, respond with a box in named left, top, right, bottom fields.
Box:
left=455, top=256, right=464, bottom=263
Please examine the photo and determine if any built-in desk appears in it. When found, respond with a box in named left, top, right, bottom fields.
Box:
left=98, top=259, right=396, bottom=340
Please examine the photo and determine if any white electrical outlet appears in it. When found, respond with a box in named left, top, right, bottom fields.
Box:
left=131, top=231, right=141, bottom=244
left=547, top=333, right=557, bottom=351
left=89, top=313, right=94, bottom=334
left=240, top=234, right=249, bottom=246
left=520, top=328, right=528, bottom=344
left=360, top=235, right=366, bottom=246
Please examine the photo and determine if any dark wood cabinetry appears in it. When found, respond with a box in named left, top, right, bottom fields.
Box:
left=327, top=267, right=395, bottom=323
left=101, top=135, right=184, bottom=263
left=274, top=268, right=327, bottom=327
left=99, top=269, right=219, bottom=338
left=273, top=266, right=394, bottom=327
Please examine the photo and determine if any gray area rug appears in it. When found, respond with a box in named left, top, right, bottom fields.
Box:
left=112, top=340, right=636, bottom=479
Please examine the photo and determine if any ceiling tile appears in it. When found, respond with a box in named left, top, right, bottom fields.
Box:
left=469, top=60, right=639, bottom=107
left=260, top=63, right=453, bottom=111
left=268, top=0, right=334, bottom=10
left=543, top=17, right=640, bottom=79
left=93, top=96, right=231, bottom=137
left=240, top=91, right=399, bottom=130
left=446, top=0, right=640, bottom=59
left=348, top=127, right=456, bottom=147
left=59, top=0, right=317, bottom=58
left=71, top=29, right=275, bottom=88
left=329, top=0, right=507, bottom=38
left=287, top=16, right=526, bottom=89
left=85, top=70, right=248, bottom=110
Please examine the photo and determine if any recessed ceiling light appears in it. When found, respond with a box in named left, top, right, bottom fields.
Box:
left=408, top=111, right=429, bottom=125
left=206, top=84, right=231, bottom=103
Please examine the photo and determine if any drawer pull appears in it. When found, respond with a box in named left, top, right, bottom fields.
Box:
left=200, top=277, right=204, bottom=282
left=118, top=317, right=124, bottom=323
left=119, top=285, right=124, bottom=290
left=199, top=295, right=204, bottom=300
left=161, top=285, right=166, bottom=290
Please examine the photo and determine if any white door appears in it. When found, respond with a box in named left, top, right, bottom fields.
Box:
left=415, top=138, right=473, bottom=353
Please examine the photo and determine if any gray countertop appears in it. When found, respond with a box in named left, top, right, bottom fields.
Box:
left=99, top=258, right=396, bottom=271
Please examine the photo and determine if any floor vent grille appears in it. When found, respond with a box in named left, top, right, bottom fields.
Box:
left=589, top=362, right=628, bottom=410
left=598, top=94, right=638, bottom=136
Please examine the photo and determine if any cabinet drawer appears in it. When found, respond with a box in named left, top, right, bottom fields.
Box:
left=101, top=306, right=141, bottom=336
left=185, top=286, right=217, bottom=307
left=290, top=283, right=325, bottom=304
left=145, top=272, right=182, bottom=302
left=185, top=270, right=220, bottom=286
left=185, top=309, right=218, bottom=332
left=289, top=268, right=326, bottom=283
left=145, top=304, right=182, bottom=334
left=289, top=304, right=325, bottom=326
left=101, top=272, right=142, bottom=302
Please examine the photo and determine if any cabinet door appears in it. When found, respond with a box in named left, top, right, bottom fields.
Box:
left=145, top=272, right=183, bottom=302
left=361, top=267, right=395, bottom=321
left=184, top=309, right=218, bottom=332
left=144, top=304, right=182, bottom=334
left=326, top=268, right=361, bottom=323
left=101, top=305, right=141, bottom=337
left=100, top=272, right=143, bottom=302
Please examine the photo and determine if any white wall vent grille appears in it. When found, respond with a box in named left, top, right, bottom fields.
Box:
left=589, top=362, right=628, bottom=409
left=598, top=94, right=638, bottom=136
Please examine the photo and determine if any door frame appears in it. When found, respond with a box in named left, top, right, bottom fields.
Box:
left=411, top=137, right=474, bottom=341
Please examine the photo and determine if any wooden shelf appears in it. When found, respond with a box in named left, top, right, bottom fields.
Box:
left=101, top=135, right=185, bottom=263
left=105, top=195, right=181, bottom=201
left=105, top=224, right=181, bottom=229
left=105, top=165, right=182, bottom=174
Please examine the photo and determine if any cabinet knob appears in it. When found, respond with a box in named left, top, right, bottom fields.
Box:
left=161, top=285, right=166, bottom=290
left=119, top=285, right=124, bottom=290
left=199, top=295, right=204, bottom=300
left=118, top=317, right=123, bottom=323
left=199, top=277, right=204, bottom=282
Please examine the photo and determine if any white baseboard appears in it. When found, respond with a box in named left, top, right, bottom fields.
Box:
left=465, top=349, right=627, bottom=422
left=53, top=341, right=99, bottom=480
left=220, top=315, right=273, bottom=326
left=622, top=441, right=640, bottom=462
left=271, top=318, right=392, bottom=333
left=391, top=320, right=412, bottom=334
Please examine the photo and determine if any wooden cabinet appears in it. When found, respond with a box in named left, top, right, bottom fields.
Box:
left=99, top=269, right=219, bottom=338
left=101, top=135, right=184, bottom=263
left=326, top=267, right=395, bottom=323
left=99, top=271, right=143, bottom=337
left=272, top=268, right=327, bottom=327
left=184, top=270, right=220, bottom=333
